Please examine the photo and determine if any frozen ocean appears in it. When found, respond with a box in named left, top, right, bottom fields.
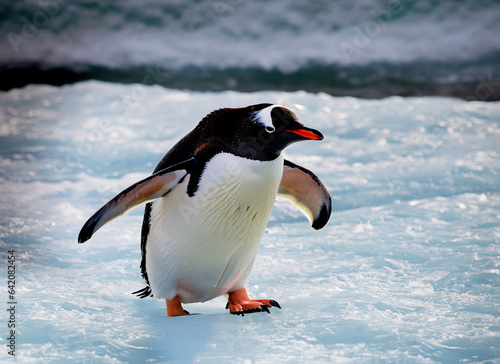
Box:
left=1, top=0, right=500, bottom=363
left=0, top=81, right=499, bottom=363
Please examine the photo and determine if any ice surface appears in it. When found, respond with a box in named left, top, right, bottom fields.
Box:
left=0, top=81, right=499, bottom=363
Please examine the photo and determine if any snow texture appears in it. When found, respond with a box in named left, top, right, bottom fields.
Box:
left=0, top=81, right=499, bottom=363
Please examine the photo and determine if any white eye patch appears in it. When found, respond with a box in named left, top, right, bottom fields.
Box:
left=255, top=104, right=285, bottom=130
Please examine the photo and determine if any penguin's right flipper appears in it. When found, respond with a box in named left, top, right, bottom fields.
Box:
left=78, top=158, right=197, bottom=244
left=278, top=159, right=332, bottom=230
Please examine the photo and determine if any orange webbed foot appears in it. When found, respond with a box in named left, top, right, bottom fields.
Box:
left=166, top=297, right=190, bottom=317
left=227, top=288, right=281, bottom=316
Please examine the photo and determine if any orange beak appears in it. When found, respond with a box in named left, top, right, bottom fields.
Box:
left=285, top=128, right=324, bottom=140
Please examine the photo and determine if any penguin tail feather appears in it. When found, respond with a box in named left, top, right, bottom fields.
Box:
left=132, top=286, right=153, bottom=298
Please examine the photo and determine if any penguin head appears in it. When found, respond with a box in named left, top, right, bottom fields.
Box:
left=253, top=103, right=323, bottom=141
left=194, top=104, right=323, bottom=161
left=243, top=103, right=323, bottom=160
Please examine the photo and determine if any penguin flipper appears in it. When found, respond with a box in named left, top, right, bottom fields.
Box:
left=278, top=159, right=331, bottom=230
left=78, top=158, right=197, bottom=244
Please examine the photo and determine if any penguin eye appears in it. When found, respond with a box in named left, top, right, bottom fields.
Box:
left=265, top=126, right=275, bottom=133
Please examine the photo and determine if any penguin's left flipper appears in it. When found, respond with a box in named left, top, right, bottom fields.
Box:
left=78, top=158, right=197, bottom=244
left=278, top=159, right=332, bottom=230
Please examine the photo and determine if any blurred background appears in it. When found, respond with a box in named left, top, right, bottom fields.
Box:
left=1, top=0, right=500, bottom=99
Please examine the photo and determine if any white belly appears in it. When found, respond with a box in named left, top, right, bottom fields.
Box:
left=145, top=153, right=284, bottom=303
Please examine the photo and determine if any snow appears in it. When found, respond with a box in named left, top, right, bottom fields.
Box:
left=0, top=81, right=499, bottom=363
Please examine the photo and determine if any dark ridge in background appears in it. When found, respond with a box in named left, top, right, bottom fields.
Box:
left=2, top=61, right=500, bottom=101
left=2, top=1, right=499, bottom=101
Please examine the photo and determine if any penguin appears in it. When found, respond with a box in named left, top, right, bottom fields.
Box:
left=78, top=104, right=331, bottom=317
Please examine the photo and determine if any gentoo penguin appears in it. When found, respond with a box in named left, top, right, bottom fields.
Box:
left=78, top=104, right=331, bottom=317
